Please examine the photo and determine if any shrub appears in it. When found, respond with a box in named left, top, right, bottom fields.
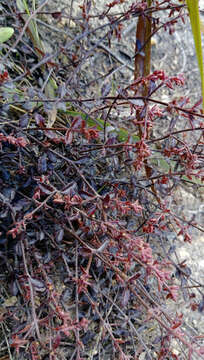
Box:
left=0, top=0, right=203, bottom=359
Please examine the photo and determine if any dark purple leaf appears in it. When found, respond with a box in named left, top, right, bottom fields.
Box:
left=30, top=277, right=46, bottom=291
left=80, top=190, right=93, bottom=199
left=58, top=85, right=67, bottom=98
left=149, top=80, right=156, bottom=94
left=37, top=231, right=45, bottom=241
left=0, top=168, right=10, bottom=181
left=0, top=208, right=8, bottom=218
left=61, top=181, right=78, bottom=196
left=11, top=280, right=19, bottom=296
left=21, top=177, right=32, bottom=189
left=121, top=288, right=130, bottom=308
left=153, top=335, right=162, bottom=344
left=0, top=237, right=7, bottom=245
left=47, top=151, right=57, bottom=162
left=44, top=130, right=57, bottom=139
left=12, top=94, right=20, bottom=102
left=3, top=187, right=15, bottom=201
left=61, top=287, right=73, bottom=302
left=28, top=87, right=36, bottom=98
left=56, top=228, right=64, bottom=243
left=82, top=331, right=95, bottom=345
left=13, top=199, right=30, bottom=212
left=38, top=184, right=53, bottom=195
left=43, top=251, right=51, bottom=264
left=72, top=116, right=84, bottom=130
left=65, top=130, right=73, bottom=145
left=35, top=113, right=45, bottom=127
left=15, top=242, right=22, bottom=257
left=38, top=154, right=47, bottom=174
left=19, top=114, right=29, bottom=128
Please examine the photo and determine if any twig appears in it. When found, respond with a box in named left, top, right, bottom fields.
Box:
left=75, top=240, right=81, bottom=360
left=0, top=323, right=14, bottom=360
left=20, top=239, right=41, bottom=343
left=101, top=290, right=153, bottom=360
left=90, top=40, right=134, bottom=72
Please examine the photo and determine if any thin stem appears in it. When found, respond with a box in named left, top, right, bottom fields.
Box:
left=20, top=238, right=41, bottom=343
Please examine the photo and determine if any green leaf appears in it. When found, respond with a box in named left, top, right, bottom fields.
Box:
left=186, top=0, right=204, bottom=109
left=158, top=158, right=171, bottom=172
left=16, top=0, right=30, bottom=13
left=63, top=108, right=140, bottom=142
left=0, top=27, right=14, bottom=43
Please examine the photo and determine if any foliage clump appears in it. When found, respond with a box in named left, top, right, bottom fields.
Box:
left=0, top=1, right=203, bottom=359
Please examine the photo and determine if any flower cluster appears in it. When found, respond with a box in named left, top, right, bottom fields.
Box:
left=0, top=133, right=28, bottom=147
